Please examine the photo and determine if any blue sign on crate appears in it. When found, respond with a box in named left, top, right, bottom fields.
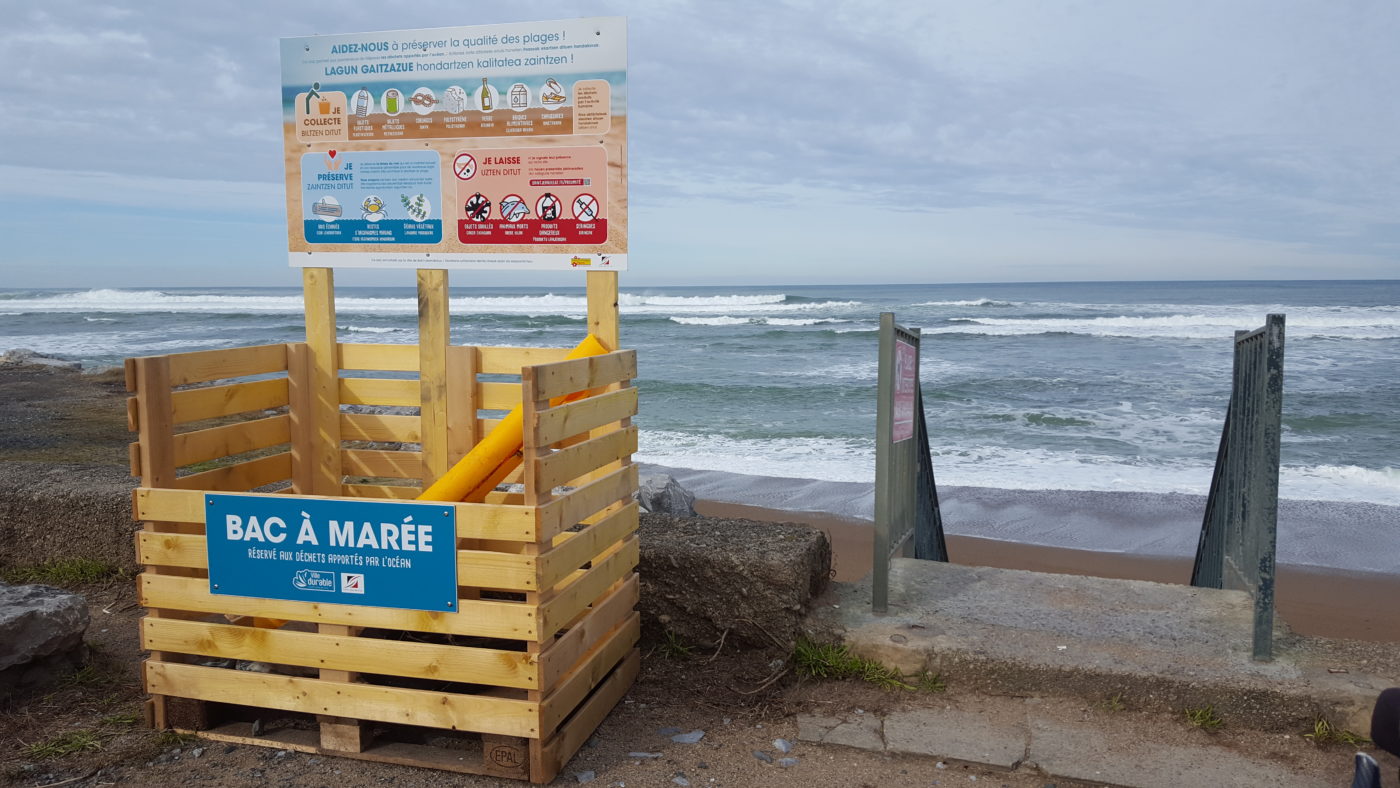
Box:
left=204, top=494, right=458, bottom=612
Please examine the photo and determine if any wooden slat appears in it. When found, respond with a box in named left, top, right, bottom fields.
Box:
left=537, top=464, right=639, bottom=541
left=477, top=346, right=570, bottom=375
left=128, top=442, right=141, bottom=477
left=339, top=413, right=421, bottom=443
left=287, top=343, right=315, bottom=495
left=166, top=344, right=289, bottom=387
left=342, top=483, right=420, bottom=499
left=339, top=378, right=420, bottom=408
left=172, top=414, right=290, bottom=468
left=418, top=270, right=450, bottom=487
left=538, top=503, right=639, bottom=590
left=126, top=396, right=140, bottom=432
left=459, top=549, right=538, bottom=591
left=141, top=617, right=539, bottom=689
left=144, top=661, right=539, bottom=738
left=303, top=268, right=342, bottom=495
left=136, top=531, right=205, bottom=569
left=528, top=351, right=637, bottom=403
left=480, top=381, right=522, bottom=412
left=538, top=538, right=639, bottom=637
left=173, top=452, right=292, bottom=492
left=533, top=387, right=637, bottom=447
left=540, top=615, right=638, bottom=735
left=537, top=649, right=639, bottom=782
left=446, top=345, right=477, bottom=464
left=586, top=271, right=620, bottom=351
left=140, top=574, right=537, bottom=639
left=538, top=574, right=639, bottom=689
left=341, top=448, right=423, bottom=480
left=134, top=488, right=537, bottom=542
left=338, top=343, right=418, bottom=372
left=170, top=378, right=289, bottom=425
left=535, top=427, right=637, bottom=492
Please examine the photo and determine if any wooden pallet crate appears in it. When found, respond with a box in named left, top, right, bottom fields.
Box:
left=126, top=271, right=640, bottom=783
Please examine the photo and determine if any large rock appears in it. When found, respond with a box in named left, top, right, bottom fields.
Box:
left=638, top=513, right=831, bottom=650
left=0, top=463, right=138, bottom=574
left=635, top=473, right=697, bottom=517
left=0, top=349, right=82, bottom=370
left=0, top=582, right=89, bottom=696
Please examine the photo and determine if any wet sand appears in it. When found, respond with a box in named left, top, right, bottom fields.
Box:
left=697, top=499, right=1400, bottom=644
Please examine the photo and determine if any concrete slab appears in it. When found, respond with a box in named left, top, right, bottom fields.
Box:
left=811, top=558, right=1387, bottom=732
left=883, top=707, right=1027, bottom=769
left=794, top=713, right=885, bottom=751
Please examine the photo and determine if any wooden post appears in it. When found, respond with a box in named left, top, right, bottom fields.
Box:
left=446, top=344, right=478, bottom=464
left=586, top=271, right=619, bottom=350
left=418, top=269, right=451, bottom=487
left=287, top=342, right=315, bottom=495
left=302, top=267, right=342, bottom=495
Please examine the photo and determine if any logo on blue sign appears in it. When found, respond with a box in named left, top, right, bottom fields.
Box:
left=292, top=569, right=335, bottom=592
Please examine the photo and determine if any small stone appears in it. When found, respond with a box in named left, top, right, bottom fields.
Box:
left=657, top=726, right=683, bottom=736
left=673, top=777, right=690, bottom=786
left=753, top=751, right=774, bottom=764
left=576, top=770, right=596, bottom=784
left=250, top=719, right=264, bottom=737
left=307, top=758, right=320, bottom=765
left=936, top=762, right=947, bottom=769
left=274, top=750, right=289, bottom=760
left=696, top=761, right=708, bottom=769
left=773, top=738, right=792, bottom=754
left=627, top=752, right=663, bottom=759
left=777, top=757, right=799, bottom=768
left=671, top=730, right=705, bottom=744
left=722, top=717, right=731, bottom=726
left=190, top=748, right=204, bottom=759
left=890, top=634, right=907, bottom=644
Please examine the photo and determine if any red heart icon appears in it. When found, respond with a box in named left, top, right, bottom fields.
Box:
left=328, top=150, right=337, bottom=158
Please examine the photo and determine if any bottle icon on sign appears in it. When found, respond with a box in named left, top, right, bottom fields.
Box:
left=354, top=88, right=371, bottom=117
left=480, top=78, right=493, bottom=111
left=385, top=89, right=401, bottom=115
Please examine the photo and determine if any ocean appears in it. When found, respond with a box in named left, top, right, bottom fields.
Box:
left=1, top=280, right=1397, bottom=510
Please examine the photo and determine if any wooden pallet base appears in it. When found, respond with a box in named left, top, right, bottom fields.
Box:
left=159, top=648, right=640, bottom=783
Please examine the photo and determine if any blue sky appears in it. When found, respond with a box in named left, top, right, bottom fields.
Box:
left=1, top=1, right=1396, bottom=287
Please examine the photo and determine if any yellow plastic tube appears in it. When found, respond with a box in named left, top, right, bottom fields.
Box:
left=417, top=334, right=609, bottom=502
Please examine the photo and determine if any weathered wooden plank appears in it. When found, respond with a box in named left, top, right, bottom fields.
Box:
left=538, top=503, right=639, bottom=590
left=537, top=465, right=639, bottom=542
left=535, top=427, right=637, bottom=492
left=173, top=453, right=292, bottom=492
left=170, top=378, right=289, bottom=426
left=342, top=483, right=420, bottom=499
left=535, top=648, right=638, bottom=783
left=538, top=538, right=639, bottom=637
left=287, top=343, right=315, bottom=495
left=338, top=343, right=418, bottom=372
left=539, top=614, right=638, bottom=735
left=144, top=661, right=539, bottom=738
left=527, top=351, right=637, bottom=403
left=459, top=549, right=538, bottom=591
left=586, top=271, right=620, bottom=351
left=166, top=344, right=289, bottom=387
left=136, top=531, right=204, bottom=569
left=303, top=268, right=342, bottom=496
left=134, top=488, right=537, bottom=542
left=140, top=574, right=537, bottom=639
left=477, top=346, right=570, bottom=376
left=141, top=618, right=539, bottom=689
left=172, top=414, right=290, bottom=468
left=339, top=413, right=421, bottom=443
left=418, top=269, right=450, bottom=487
left=538, top=574, right=639, bottom=689
left=480, top=381, right=522, bottom=412
left=533, top=388, right=637, bottom=447
left=339, top=378, right=420, bottom=408
left=341, top=448, right=423, bottom=480
left=446, top=345, right=477, bottom=464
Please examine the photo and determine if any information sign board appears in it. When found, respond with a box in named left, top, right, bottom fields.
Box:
left=205, top=494, right=458, bottom=612
left=280, top=17, right=627, bottom=270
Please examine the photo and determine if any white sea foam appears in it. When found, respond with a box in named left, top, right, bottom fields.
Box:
left=670, top=316, right=751, bottom=326
left=935, top=309, right=1400, bottom=340
left=339, top=325, right=410, bottom=334
left=915, top=298, right=1018, bottom=307
left=669, top=316, right=853, bottom=327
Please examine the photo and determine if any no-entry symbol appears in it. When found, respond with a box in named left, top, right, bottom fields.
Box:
left=453, top=153, right=477, bottom=180
left=464, top=193, right=491, bottom=221
left=572, top=193, right=599, bottom=221
left=500, top=194, right=528, bottom=221
left=536, top=193, right=561, bottom=221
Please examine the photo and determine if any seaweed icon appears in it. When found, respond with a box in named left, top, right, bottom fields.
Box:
left=400, top=193, right=430, bottom=222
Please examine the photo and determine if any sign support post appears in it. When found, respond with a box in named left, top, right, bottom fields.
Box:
left=873, top=312, right=920, bottom=614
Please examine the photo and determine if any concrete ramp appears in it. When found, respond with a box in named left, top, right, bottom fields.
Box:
left=812, top=558, right=1388, bottom=732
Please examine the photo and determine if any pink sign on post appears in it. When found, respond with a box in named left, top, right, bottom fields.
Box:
left=893, top=339, right=917, bottom=442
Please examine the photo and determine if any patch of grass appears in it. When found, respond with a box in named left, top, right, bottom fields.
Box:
left=57, top=664, right=119, bottom=690
left=914, top=671, right=946, bottom=693
left=98, top=712, right=140, bottom=727
left=2, top=557, right=120, bottom=586
left=1101, top=693, right=1127, bottom=712
left=793, top=638, right=913, bottom=691
left=23, top=730, right=104, bottom=760
left=659, top=631, right=693, bottom=659
left=1185, top=704, right=1224, bottom=732
left=1304, top=717, right=1370, bottom=747
left=154, top=731, right=199, bottom=747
